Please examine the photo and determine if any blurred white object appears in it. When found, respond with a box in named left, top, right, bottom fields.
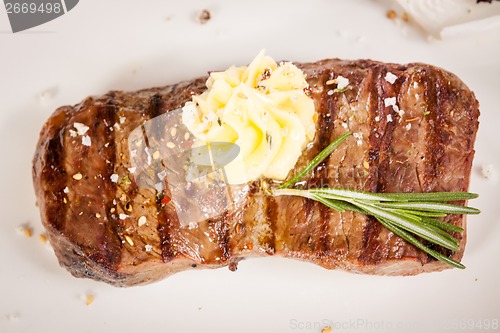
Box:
left=396, top=0, right=500, bottom=37
left=481, top=164, right=497, bottom=181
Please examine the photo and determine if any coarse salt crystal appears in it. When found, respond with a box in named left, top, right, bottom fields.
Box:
left=138, top=216, right=147, bottom=226
left=375, top=115, right=380, bottom=122
left=336, top=75, right=349, bottom=89
left=384, top=97, right=396, bottom=107
left=63, top=186, right=69, bottom=193
left=406, top=123, right=412, bottom=130
left=387, top=114, right=393, bottom=122
left=145, top=244, right=153, bottom=252
left=110, top=174, right=119, bottom=183
left=69, top=129, right=77, bottom=138
left=327, top=90, right=334, bottom=96
left=385, top=72, right=398, bottom=84
left=73, top=122, right=89, bottom=136
left=155, top=182, right=164, bottom=192
left=119, top=116, right=126, bottom=124
left=157, top=170, right=167, bottom=180
left=119, top=213, right=128, bottom=220
left=128, top=167, right=136, bottom=173
left=353, top=132, right=363, bottom=145
left=145, top=147, right=152, bottom=165
left=82, top=135, right=91, bottom=146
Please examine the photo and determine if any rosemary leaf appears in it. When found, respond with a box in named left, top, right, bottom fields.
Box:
left=353, top=201, right=460, bottom=252
left=279, top=131, right=352, bottom=189
left=377, top=218, right=465, bottom=269
left=372, top=191, right=478, bottom=202
left=420, top=216, right=465, bottom=233
left=377, top=201, right=480, bottom=215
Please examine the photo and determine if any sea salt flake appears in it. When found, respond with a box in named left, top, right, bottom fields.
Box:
left=145, top=244, right=153, bottom=252
left=387, top=114, right=393, bottom=122
left=406, top=123, right=412, bottom=130
left=128, top=167, right=136, bottom=173
left=384, top=97, right=396, bottom=107
left=336, top=75, right=349, bottom=89
left=385, top=72, right=398, bottom=84
left=375, top=115, right=380, bottom=122
left=145, top=147, right=152, bottom=165
left=73, top=122, right=89, bottom=136
left=110, top=174, right=119, bottom=183
left=157, top=170, right=167, bottom=180
left=119, top=214, right=128, bottom=220
left=82, top=135, right=91, bottom=146
left=63, top=186, right=69, bottom=193
left=154, top=182, right=164, bottom=192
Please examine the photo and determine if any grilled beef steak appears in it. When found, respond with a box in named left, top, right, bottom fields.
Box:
left=32, top=59, right=479, bottom=286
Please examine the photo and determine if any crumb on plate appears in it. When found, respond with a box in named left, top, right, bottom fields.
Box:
left=39, top=233, right=47, bottom=244
left=85, top=294, right=94, bottom=306
left=480, top=164, right=496, bottom=180
left=386, top=9, right=397, bottom=20
left=17, top=225, right=33, bottom=238
left=197, top=9, right=211, bottom=24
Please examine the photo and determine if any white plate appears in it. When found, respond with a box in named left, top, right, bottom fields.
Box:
left=1, top=1, right=499, bottom=332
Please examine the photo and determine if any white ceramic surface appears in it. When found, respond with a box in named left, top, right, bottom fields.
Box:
left=1, top=1, right=499, bottom=332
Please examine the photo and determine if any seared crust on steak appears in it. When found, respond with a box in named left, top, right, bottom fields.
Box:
left=32, top=59, right=479, bottom=286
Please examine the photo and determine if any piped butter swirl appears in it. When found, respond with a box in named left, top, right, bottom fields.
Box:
left=182, top=50, right=316, bottom=184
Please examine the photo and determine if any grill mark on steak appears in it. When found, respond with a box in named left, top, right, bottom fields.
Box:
left=422, top=68, right=443, bottom=192
left=146, top=93, right=164, bottom=119
left=93, top=98, right=123, bottom=270
left=215, top=212, right=231, bottom=262
left=359, top=65, right=400, bottom=265
left=158, top=200, right=179, bottom=262
left=314, top=71, right=343, bottom=259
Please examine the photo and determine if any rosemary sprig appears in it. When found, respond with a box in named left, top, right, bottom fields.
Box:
left=272, top=132, right=480, bottom=269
